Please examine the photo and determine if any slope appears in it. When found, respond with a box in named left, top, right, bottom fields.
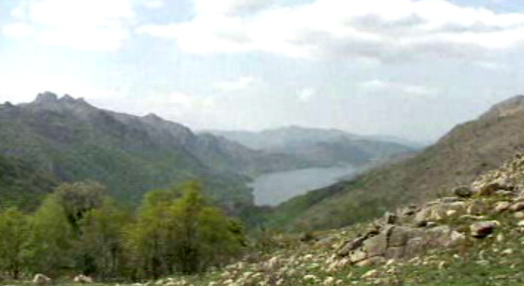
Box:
left=0, top=154, right=58, bottom=210
left=0, top=93, right=303, bottom=208
left=271, top=95, right=524, bottom=230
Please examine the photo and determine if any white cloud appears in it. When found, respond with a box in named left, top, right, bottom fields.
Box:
left=139, top=0, right=524, bottom=62
left=2, top=0, right=136, bottom=51
left=192, top=0, right=273, bottom=16
left=141, top=0, right=164, bottom=9
left=297, top=88, right=317, bottom=102
left=1, top=23, right=34, bottom=38
left=359, top=80, right=438, bottom=97
left=214, top=76, right=257, bottom=92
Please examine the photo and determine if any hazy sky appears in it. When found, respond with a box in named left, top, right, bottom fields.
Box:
left=0, top=0, right=523, bottom=142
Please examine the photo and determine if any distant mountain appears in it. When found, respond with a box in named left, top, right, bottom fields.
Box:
left=0, top=154, right=58, bottom=210
left=207, top=126, right=416, bottom=167
left=0, top=92, right=304, bottom=209
left=271, top=95, right=524, bottom=230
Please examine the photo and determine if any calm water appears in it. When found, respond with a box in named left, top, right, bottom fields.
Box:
left=251, top=165, right=357, bottom=206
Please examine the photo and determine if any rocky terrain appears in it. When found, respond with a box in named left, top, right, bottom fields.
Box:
left=16, top=152, right=522, bottom=286
left=133, top=152, right=524, bottom=285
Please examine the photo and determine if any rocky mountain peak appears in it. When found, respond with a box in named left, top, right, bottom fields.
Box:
left=143, top=113, right=164, bottom=122
left=30, top=92, right=95, bottom=113
left=34, top=92, right=59, bottom=105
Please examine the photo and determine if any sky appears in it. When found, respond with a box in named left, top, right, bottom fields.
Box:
left=0, top=0, right=523, bottom=142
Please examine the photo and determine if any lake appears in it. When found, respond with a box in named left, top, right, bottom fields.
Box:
left=251, top=165, right=358, bottom=206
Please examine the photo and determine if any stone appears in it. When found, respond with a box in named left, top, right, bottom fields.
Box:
left=388, top=226, right=424, bottom=247
left=510, top=202, right=524, bottom=212
left=479, top=182, right=511, bottom=196
left=453, top=186, right=473, bottom=198
left=467, top=200, right=488, bottom=215
left=383, top=212, right=397, bottom=225
left=470, top=221, right=499, bottom=238
left=362, top=230, right=389, bottom=257
left=385, top=246, right=405, bottom=259
left=361, top=269, right=378, bottom=279
left=426, top=225, right=454, bottom=246
left=494, top=201, right=512, bottom=213
left=337, top=233, right=374, bottom=257
left=349, top=249, right=367, bottom=263
left=514, top=212, right=524, bottom=219
left=33, top=274, right=51, bottom=286
left=478, top=183, right=501, bottom=196
left=73, top=274, right=93, bottom=284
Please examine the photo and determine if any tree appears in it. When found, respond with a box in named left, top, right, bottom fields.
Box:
left=27, top=193, right=75, bottom=275
left=55, top=181, right=105, bottom=234
left=124, top=182, right=245, bottom=278
left=123, top=189, right=177, bottom=279
left=0, top=208, right=30, bottom=279
left=168, top=181, right=244, bottom=274
left=79, top=198, right=130, bottom=278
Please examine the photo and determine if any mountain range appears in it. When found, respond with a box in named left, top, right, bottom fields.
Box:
left=207, top=126, right=416, bottom=167
left=0, top=93, right=306, bottom=210
left=0, top=93, right=413, bottom=213
left=270, top=95, right=524, bottom=230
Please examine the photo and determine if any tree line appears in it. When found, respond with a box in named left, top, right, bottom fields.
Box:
left=0, top=180, right=245, bottom=281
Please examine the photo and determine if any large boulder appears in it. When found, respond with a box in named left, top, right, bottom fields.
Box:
left=339, top=223, right=465, bottom=266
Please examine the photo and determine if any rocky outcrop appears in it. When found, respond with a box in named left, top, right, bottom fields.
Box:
left=336, top=153, right=524, bottom=266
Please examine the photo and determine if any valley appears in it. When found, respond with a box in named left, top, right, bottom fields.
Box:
left=1, top=0, right=523, bottom=284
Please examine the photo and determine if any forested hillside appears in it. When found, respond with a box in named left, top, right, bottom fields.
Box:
left=0, top=154, right=57, bottom=210
left=0, top=93, right=305, bottom=209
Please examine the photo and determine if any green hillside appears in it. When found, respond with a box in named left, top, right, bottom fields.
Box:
left=0, top=93, right=304, bottom=209
left=0, top=154, right=57, bottom=210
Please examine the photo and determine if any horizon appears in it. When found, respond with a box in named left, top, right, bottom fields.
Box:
left=1, top=0, right=523, bottom=142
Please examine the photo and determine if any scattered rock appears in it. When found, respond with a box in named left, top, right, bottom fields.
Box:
left=514, top=212, right=524, bottom=219
left=510, top=202, right=524, bottom=212
left=479, top=183, right=504, bottom=196
left=470, top=221, right=499, bottom=238
left=494, top=201, right=512, bottom=213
